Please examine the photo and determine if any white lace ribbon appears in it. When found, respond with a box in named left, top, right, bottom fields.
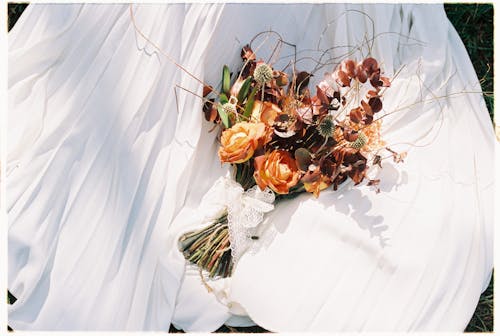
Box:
left=201, top=176, right=275, bottom=265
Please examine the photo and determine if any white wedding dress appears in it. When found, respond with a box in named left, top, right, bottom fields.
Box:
left=7, top=3, right=494, bottom=332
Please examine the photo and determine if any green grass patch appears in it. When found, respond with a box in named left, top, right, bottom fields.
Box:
left=445, top=3, right=494, bottom=120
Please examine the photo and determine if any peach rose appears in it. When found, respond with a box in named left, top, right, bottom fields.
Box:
left=254, top=150, right=300, bottom=194
left=251, top=101, right=282, bottom=125
left=218, top=122, right=267, bottom=164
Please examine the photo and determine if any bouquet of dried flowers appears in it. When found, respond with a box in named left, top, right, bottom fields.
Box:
left=179, top=43, right=405, bottom=278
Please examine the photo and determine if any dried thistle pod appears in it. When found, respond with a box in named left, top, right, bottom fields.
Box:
left=221, top=96, right=238, bottom=115
left=254, top=62, right=273, bottom=85
left=318, top=115, right=335, bottom=138
left=349, top=132, right=368, bottom=149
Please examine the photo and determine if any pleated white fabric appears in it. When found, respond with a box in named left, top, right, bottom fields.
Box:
left=7, top=3, right=494, bottom=332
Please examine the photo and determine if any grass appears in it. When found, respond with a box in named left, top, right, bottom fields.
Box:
left=444, top=3, right=494, bottom=119
left=6, top=2, right=494, bottom=333
left=465, top=273, right=494, bottom=332
left=7, top=2, right=28, bottom=31
left=444, top=4, right=494, bottom=332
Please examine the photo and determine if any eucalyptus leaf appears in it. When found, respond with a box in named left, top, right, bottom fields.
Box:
left=237, top=76, right=253, bottom=104
left=217, top=104, right=231, bottom=128
left=294, top=148, right=312, bottom=171
left=219, top=93, right=228, bottom=105
left=243, top=85, right=259, bottom=119
left=222, top=65, right=231, bottom=95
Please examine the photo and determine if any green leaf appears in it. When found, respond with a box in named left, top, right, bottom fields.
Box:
left=243, top=85, right=259, bottom=119
left=219, top=93, right=228, bottom=105
left=217, top=104, right=231, bottom=129
left=237, top=77, right=253, bottom=104
left=222, top=65, right=231, bottom=95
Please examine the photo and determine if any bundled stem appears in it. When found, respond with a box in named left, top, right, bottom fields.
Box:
left=234, top=159, right=257, bottom=190
left=178, top=210, right=233, bottom=278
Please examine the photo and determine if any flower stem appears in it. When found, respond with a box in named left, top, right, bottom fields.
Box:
left=178, top=210, right=234, bottom=278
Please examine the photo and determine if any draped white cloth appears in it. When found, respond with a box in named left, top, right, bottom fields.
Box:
left=7, top=3, right=494, bottom=332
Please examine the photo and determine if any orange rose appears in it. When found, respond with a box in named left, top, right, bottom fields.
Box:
left=251, top=101, right=282, bottom=125
left=254, top=150, right=300, bottom=194
left=218, top=122, right=267, bottom=164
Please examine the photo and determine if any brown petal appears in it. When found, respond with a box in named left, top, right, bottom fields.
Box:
left=349, top=107, right=363, bottom=124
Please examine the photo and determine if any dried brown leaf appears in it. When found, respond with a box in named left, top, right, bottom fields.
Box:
left=316, top=85, right=330, bottom=106
left=343, top=59, right=356, bottom=78
left=356, top=64, right=368, bottom=83
left=349, top=107, right=363, bottom=124
left=336, top=69, right=351, bottom=87
left=203, top=85, right=214, bottom=97
left=368, top=97, right=383, bottom=113
left=241, top=44, right=256, bottom=61
left=295, top=148, right=313, bottom=172
left=362, top=57, right=379, bottom=75
left=380, top=76, right=391, bottom=87
left=361, top=100, right=373, bottom=117
left=343, top=128, right=359, bottom=142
